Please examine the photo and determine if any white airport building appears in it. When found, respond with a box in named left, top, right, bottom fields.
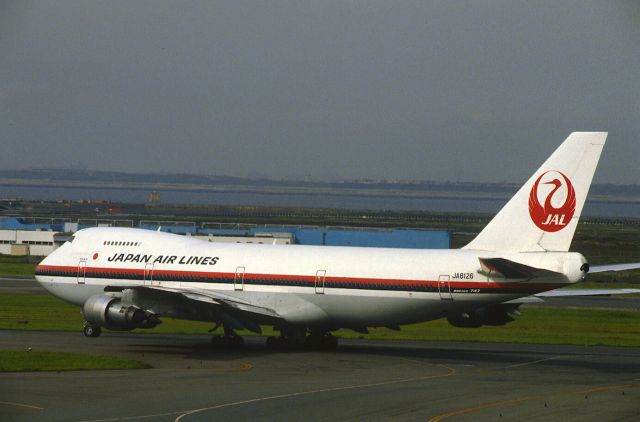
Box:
left=0, top=217, right=449, bottom=257
left=0, top=229, right=58, bottom=257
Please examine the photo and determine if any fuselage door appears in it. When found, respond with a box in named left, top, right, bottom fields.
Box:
left=315, top=270, right=326, bottom=294
left=77, top=258, right=87, bottom=284
left=234, top=266, right=245, bottom=291
left=438, top=275, right=453, bottom=300
left=144, top=263, right=154, bottom=286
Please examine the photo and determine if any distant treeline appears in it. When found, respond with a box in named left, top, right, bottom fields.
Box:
left=1, top=169, right=639, bottom=196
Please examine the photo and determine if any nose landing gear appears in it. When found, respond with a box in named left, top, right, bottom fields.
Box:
left=83, top=322, right=102, bottom=337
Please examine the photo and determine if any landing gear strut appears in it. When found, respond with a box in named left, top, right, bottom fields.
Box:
left=210, top=324, right=244, bottom=349
left=83, top=322, right=102, bottom=338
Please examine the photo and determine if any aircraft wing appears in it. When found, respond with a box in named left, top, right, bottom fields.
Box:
left=178, top=288, right=280, bottom=318
left=105, top=285, right=282, bottom=333
left=589, top=262, right=640, bottom=273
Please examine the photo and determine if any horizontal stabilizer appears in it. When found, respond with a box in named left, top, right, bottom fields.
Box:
left=479, top=258, right=563, bottom=279
left=504, top=287, right=640, bottom=305
left=503, top=296, right=545, bottom=304
left=589, top=262, right=640, bottom=273
left=535, top=288, right=640, bottom=297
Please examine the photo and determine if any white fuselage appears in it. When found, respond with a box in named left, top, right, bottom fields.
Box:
left=35, top=227, right=585, bottom=329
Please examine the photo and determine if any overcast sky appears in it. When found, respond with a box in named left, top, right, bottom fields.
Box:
left=1, top=1, right=639, bottom=183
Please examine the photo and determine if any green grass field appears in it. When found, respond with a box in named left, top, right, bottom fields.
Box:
left=2, top=292, right=639, bottom=347
left=0, top=350, right=149, bottom=372
left=0, top=255, right=39, bottom=275
left=0, top=263, right=37, bottom=276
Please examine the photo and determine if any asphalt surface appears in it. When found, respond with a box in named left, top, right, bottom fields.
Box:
left=1, top=331, right=640, bottom=422
left=0, top=277, right=45, bottom=294
left=2, top=277, right=640, bottom=420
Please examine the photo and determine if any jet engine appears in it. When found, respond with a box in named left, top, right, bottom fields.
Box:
left=447, top=304, right=520, bottom=328
left=83, top=294, right=160, bottom=331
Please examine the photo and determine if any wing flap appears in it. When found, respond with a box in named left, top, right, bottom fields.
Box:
left=180, top=290, right=280, bottom=319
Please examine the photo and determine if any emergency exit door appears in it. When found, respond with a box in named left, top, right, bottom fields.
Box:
left=144, top=263, right=154, bottom=286
left=234, top=266, right=245, bottom=291
left=315, top=270, right=326, bottom=294
left=438, top=275, right=452, bottom=300
left=77, top=259, right=87, bottom=284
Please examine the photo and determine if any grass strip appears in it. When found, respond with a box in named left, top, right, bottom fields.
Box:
left=0, top=350, right=149, bottom=372
left=0, top=263, right=37, bottom=276
left=337, top=307, right=640, bottom=347
left=2, top=292, right=639, bottom=347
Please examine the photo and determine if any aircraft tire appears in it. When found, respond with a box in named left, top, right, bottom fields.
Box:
left=211, top=334, right=244, bottom=350
left=83, top=322, right=102, bottom=338
left=265, top=336, right=278, bottom=350
left=306, top=331, right=338, bottom=351
left=230, top=335, right=244, bottom=348
left=321, top=334, right=338, bottom=351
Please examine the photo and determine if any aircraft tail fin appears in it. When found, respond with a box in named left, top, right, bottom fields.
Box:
left=463, top=132, right=607, bottom=252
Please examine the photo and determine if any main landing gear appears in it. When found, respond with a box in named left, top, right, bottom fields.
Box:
left=83, top=322, right=102, bottom=338
left=209, top=324, right=338, bottom=352
left=210, top=324, right=244, bottom=350
left=265, top=328, right=338, bottom=351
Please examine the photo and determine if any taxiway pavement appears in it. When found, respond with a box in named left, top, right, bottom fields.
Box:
left=1, top=330, right=639, bottom=421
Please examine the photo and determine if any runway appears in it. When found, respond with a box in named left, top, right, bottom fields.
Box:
left=0, top=277, right=46, bottom=294
left=2, top=330, right=639, bottom=421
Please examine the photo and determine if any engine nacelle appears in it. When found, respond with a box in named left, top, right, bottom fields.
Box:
left=83, top=294, right=161, bottom=330
left=447, top=304, right=520, bottom=328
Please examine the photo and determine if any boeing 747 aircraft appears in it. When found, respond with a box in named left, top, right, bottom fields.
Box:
left=34, top=132, right=640, bottom=349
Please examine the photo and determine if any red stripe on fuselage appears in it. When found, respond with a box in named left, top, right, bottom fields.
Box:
left=35, top=264, right=564, bottom=292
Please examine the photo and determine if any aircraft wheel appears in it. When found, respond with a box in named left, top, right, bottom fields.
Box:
left=83, top=322, right=101, bottom=338
left=306, top=331, right=338, bottom=351
left=229, top=334, right=244, bottom=349
left=265, top=336, right=278, bottom=350
left=211, top=334, right=244, bottom=350
left=321, top=334, right=338, bottom=351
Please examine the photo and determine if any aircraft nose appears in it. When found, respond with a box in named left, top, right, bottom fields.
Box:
left=34, top=258, right=47, bottom=281
left=34, top=247, right=59, bottom=282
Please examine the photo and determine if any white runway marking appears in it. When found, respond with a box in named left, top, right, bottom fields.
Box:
left=174, top=363, right=455, bottom=421
left=0, top=400, right=44, bottom=410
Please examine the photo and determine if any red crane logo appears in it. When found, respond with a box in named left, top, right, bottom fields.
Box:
left=528, top=171, right=576, bottom=232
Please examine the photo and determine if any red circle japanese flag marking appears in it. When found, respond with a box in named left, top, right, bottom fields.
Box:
left=92, top=253, right=99, bottom=260
left=528, top=170, right=576, bottom=232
